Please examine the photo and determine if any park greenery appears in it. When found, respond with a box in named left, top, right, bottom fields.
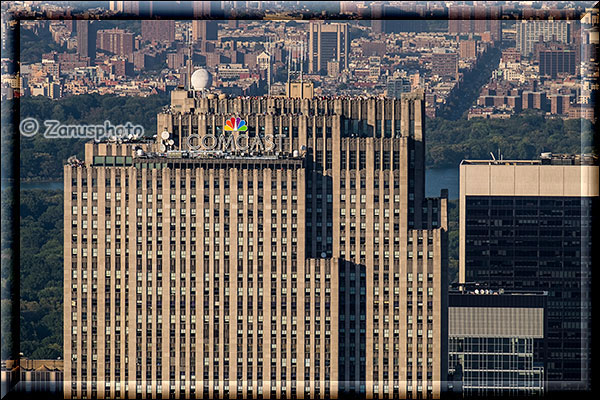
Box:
left=18, top=93, right=169, bottom=181
left=426, top=113, right=595, bottom=167
left=19, top=190, right=63, bottom=359
left=19, top=25, right=75, bottom=65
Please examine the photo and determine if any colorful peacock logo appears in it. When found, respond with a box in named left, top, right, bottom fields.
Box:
left=224, top=117, right=248, bottom=133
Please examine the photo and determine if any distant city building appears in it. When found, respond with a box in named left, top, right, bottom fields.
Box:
left=431, top=50, right=458, bottom=80
left=217, top=63, right=250, bottom=79
left=448, top=285, right=547, bottom=396
left=308, top=22, right=349, bottom=74
left=285, top=81, right=314, bottom=98
left=370, top=3, right=384, bottom=33
left=522, top=91, right=547, bottom=110
left=386, top=76, right=411, bottom=98
left=538, top=46, right=577, bottom=78
left=516, top=20, right=571, bottom=57
left=326, top=60, right=340, bottom=78
left=192, top=20, right=218, bottom=42
left=568, top=103, right=596, bottom=122
left=109, top=1, right=139, bottom=14
left=381, top=3, right=427, bottom=34
left=193, top=0, right=219, bottom=17
left=459, top=155, right=597, bottom=391
left=76, top=20, right=96, bottom=62
left=501, top=47, right=522, bottom=63
left=459, top=40, right=477, bottom=60
left=167, top=51, right=185, bottom=69
left=141, top=20, right=175, bottom=44
left=97, top=28, right=134, bottom=58
left=549, top=93, right=573, bottom=115
left=448, top=4, right=502, bottom=42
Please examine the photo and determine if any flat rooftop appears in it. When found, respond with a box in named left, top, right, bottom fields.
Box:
left=462, top=153, right=598, bottom=166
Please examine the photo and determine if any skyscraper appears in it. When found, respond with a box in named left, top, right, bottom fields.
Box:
left=192, top=20, right=218, bottom=42
left=76, top=20, right=96, bottom=62
left=308, top=22, right=349, bottom=74
left=516, top=20, right=571, bottom=57
left=459, top=154, right=598, bottom=391
left=64, top=91, right=448, bottom=399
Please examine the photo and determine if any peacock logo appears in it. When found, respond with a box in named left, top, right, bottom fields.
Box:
left=224, top=117, right=248, bottom=133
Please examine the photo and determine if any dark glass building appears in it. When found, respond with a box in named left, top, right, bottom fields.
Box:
left=459, top=154, right=597, bottom=391
left=448, top=284, right=547, bottom=396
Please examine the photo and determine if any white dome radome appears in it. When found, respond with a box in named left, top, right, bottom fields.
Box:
left=191, top=68, right=212, bottom=90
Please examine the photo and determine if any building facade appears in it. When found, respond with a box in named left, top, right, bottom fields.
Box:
left=141, top=20, right=175, bottom=44
left=308, top=22, right=349, bottom=74
left=97, top=29, right=134, bottom=58
left=516, top=20, right=571, bottom=57
left=192, top=20, right=219, bottom=42
left=459, top=155, right=598, bottom=391
left=76, top=20, right=96, bottom=62
left=431, top=51, right=458, bottom=80
left=448, top=285, right=547, bottom=397
left=538, top=48, right=576, bottom=78
left=64, top=91, right=448, bottom=399
left=448, top=4, right=502, bottom=42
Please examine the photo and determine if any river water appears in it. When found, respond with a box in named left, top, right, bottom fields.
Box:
left=16, top=167, right=460, bottom=200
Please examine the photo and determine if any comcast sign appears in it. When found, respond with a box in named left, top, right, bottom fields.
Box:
left=185, top=117, right=284, bottom=152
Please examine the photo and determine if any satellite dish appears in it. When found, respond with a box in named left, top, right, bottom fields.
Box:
left=161, top=131, right=170, bottom=140
left=159, top=144, right=166, bottom=152
left=191, top=68, right=212, bottom=90
left=321, top=252, right=327, bottom=258
left=168, top=139, right=174, bottom=146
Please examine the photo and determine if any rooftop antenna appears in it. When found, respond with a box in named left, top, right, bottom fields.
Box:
left=300, top=40, right=304, bottom=98
left=300, top=40, right=304, bottom=84
left=287, top=41, right=291, bottom=96
left=187, top=23, right=193, bottom=91
left=267, top=36, right=272, bottom=96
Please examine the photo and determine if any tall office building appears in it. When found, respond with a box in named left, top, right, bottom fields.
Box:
left=141, top=20, right=176, bottom=44
left=308, top=22, right=349, bottom=74
left=192, top=20, right=219, bottom=42
left=459, top=154, right=598, bottom=391
left=516, top=20, right=571, bottom=57
left=64, top=90, right=448, bottom=399
left=76, top=20, right=96, bottom=62
left=448, top=284, right=547, bottom=397
left=538, top=45, right=577, bottom=78
left=97, top=29, right=135, bottom=58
